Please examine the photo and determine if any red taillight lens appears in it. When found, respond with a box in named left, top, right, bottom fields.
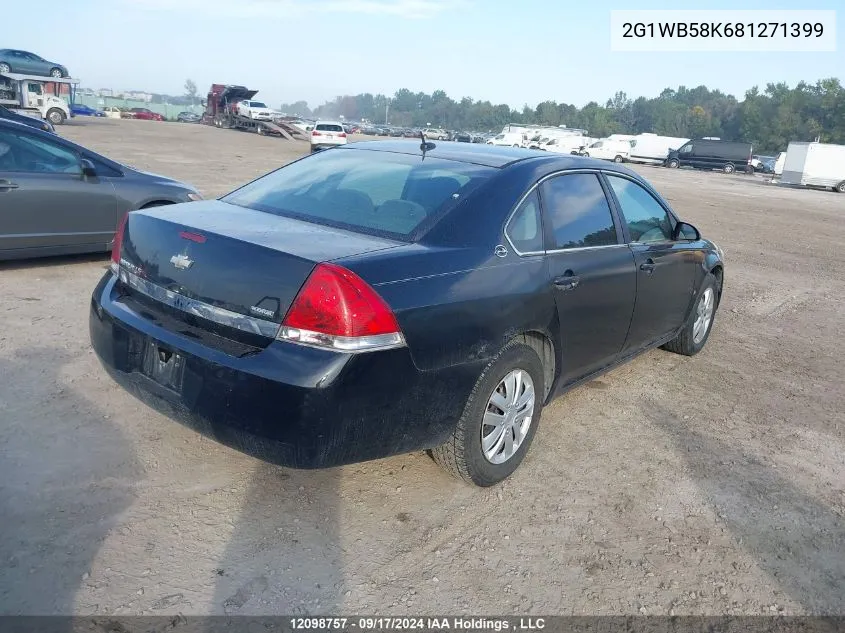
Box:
left=338, top=132, right=347, bottom=138
left=110, top=213, right=128, bottom=271
left=279, top=263, right=404, bottom=351
left=312, top=130, right=321, bottom=136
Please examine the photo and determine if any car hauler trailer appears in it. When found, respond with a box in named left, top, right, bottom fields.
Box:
left=780, top=142, right=845, bottom=193
left=0, top=71, right=76, bottom=125
left=203, top=84, right=306, bottom=140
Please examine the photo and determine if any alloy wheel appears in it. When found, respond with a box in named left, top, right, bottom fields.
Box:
left=693, top=287, right=715, bottom=344
left=481, top=369, right=535, bottom=464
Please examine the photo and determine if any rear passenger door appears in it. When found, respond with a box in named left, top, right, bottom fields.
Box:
left=603, top=174, right=697, bottom=351
left=537, top=172, right=637, bottom=383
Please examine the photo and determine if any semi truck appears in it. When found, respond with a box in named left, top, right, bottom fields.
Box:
left=0, top=71, right=75, bottom=125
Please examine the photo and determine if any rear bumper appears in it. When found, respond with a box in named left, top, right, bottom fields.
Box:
left=310, top=142, right=347, bottom=151
left=89, top=273, right=476, bottom=468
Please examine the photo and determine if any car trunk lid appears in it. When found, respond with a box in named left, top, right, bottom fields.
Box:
left=117, top=200, right=404, bottom=338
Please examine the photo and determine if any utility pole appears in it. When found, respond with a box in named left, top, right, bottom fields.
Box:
left=385, top=100, right=390, bottom=124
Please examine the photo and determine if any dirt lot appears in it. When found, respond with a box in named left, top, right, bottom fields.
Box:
left=1, top=118, right=843, bottom=616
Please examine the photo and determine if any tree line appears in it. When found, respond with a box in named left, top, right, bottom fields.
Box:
left=280, top=79, right=845, bottom=153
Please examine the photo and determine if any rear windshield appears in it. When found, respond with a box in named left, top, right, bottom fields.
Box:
left=222, top=148, right=496, bottom=239
left=316, top=124, right=343, bottom=132
left=251, top=102, right=267, bottom=108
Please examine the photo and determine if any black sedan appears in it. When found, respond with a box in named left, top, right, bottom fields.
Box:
left=90, top=141, right=724, bottom=486
left=0, top=119, right=201, bottom=260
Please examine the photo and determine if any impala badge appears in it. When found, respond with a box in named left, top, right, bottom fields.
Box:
left=170, top=253, right=194, bottom=270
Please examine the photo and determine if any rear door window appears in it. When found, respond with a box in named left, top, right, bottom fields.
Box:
left=539, top=173, right=618, bottom=250
left=506, top=190, right=544, bottom=253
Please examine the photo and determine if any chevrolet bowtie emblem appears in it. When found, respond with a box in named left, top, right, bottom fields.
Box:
left=170, top=253, right=194, bottom=270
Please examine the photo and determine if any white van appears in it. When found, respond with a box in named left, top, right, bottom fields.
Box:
left=627, top=134, right=690, bottom=165
left=487, top=131, right=525, bottom=147
left=581, top=138, right=631, bottom=162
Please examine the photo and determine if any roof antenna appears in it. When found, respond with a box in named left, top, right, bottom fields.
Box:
left=419, top=131, right=435, bottom=161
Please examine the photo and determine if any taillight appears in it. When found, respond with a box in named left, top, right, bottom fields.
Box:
left=110, top=213, right=128, bottom=274
left=338, top=132, right=347, bottom=138
left=277, top=263, right=405, bottom=352
left=312, top=130, right=321, bottom=136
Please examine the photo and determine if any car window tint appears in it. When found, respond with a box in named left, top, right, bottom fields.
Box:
left=222, top=149, right=495, bottom=239
left=507, top=190, right=543, bottom=253
left=606, top=176, right=673, bottom=243
left=540, top=173, right=618, bottom=250
left=0, top=130, right=80, bottom=174
left=316, top=124, right=343, bottom=132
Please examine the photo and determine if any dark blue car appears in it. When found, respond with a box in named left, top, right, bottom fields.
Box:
left=90, top=141, right=725, bottom=486
left=70, top=104, right=105, bottom=117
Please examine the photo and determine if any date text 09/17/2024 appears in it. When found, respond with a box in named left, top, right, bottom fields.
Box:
left=289, top=617, right=547, bottom=631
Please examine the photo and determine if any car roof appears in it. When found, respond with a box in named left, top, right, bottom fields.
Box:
left=342, top=139, right=620, bottom=170
left=315, top=120, right=343, bottom=125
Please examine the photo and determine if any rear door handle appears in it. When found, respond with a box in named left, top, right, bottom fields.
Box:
left=640, top=259, right=655, bottom=274
left=0, top=180, right=19, bottom=192
left=553, top=272, right=581, bottom=291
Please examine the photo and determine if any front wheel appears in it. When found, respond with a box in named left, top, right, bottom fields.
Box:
left=667, top=159, right=679, bottom=168
left=46, top=108, right=66, bottom=125
left=0, top=62, right=11, bottom=73
left=50, top=68, right=64, bottom=78
left=662, top=274, right=719, bottom=356
left=431, top=340, right=545, bottom=486
left=835, top=181, right=845, bottom=193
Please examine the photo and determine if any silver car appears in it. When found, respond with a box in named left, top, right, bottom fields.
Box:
left=0, top=119, right=201, bottom=260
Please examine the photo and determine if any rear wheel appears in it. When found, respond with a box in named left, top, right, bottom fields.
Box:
left=613, top=155, right=624, bottom=163
left=835, top=181, right=845, bottom=193
left=431, top=341, right=544, bottom=486
left=662, top=274, right=719, bottom=356
left=723, top=163, right=735, bottom=174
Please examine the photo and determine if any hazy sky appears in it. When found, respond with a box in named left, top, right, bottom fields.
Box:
left=9, top=0, right=843, bottom=109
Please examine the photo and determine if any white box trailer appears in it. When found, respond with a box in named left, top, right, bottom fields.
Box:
left=781, top=142, right=845, bottom=193
left=627, top=133, right=690, bottom=165
left=773, top=151, right=786, bottom=176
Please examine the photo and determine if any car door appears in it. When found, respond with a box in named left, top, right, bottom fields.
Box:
left=603, top=173, right=698, bottom=352
left=535, top=171, right=637, bottom=383
left=22, top=52, right=44, bottom=75
left=0, top=127, right=118, bottom=253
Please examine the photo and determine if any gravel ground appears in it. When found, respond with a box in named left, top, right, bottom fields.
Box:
left=1, top=118, right=843, bottom=616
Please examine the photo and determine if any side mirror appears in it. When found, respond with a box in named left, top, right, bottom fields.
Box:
left=80, top=158, right=97, bottom=178
left=673, top=221, right=700, bottom=241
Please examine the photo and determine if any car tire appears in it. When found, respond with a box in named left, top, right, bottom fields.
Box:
left=0, top=62, right=11, bottom=73
left=667, top=159, right=679, bottom=168
left=431, top=340, right=545, bottom=487
left=46, top=108, right=66, bottom=125
left=835, top=181, right=845, bottom=193
left=50, top=68, right=64, bottom=78
left=614, top=155, right=624, bottom=163
left=723, top=163, right=735, bottom=174
left=582, top=152, right=590, bottom=158
left=661, top=273, right=719, bottom=357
